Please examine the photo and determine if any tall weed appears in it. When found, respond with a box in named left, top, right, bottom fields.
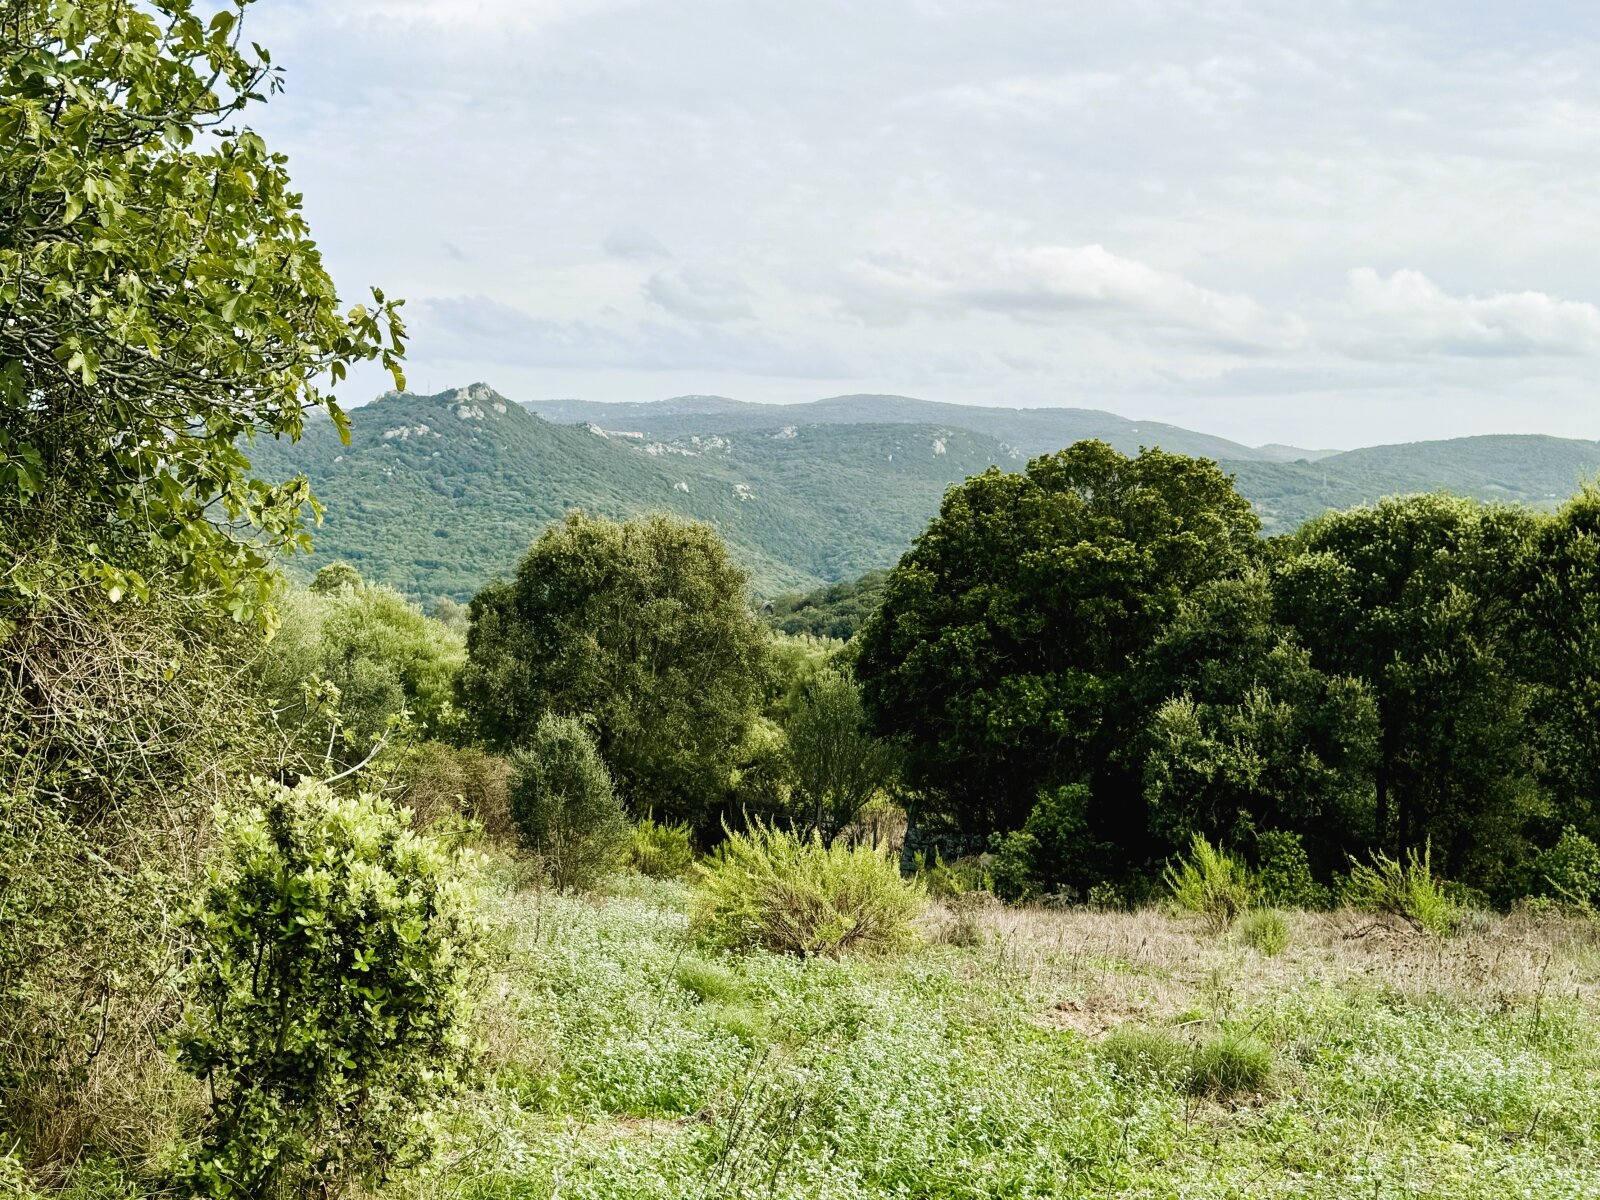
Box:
left=1165, top=834, right=1255, bottom=932
left=691, top=821, right=923, bottom=957
left=1342, top=842, right=1459, bottom=934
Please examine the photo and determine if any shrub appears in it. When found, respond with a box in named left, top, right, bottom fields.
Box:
left=1342, top=842, right=1459, bottom=934
left=1532, top=826, right=1600, bottom=908
left=1165, top=835, right=1255, bottom=932
left=987, top=829, right=1042, bottom=902
left=628, top=816, right=696, bottom=880
left=509, top=714, right=629, bottom=892
left=913, top=850, right=991, bottom=899
left=1100, top=1024, right=1189, bottom=1084
left=673, top=959, right=744, bottom=1005
left=400, top=741, right=515, bottom=840
left=690, top=821, right=924, bottom=957
left=175, top=780, right=483, bottom=1200
left=932, top=892, right=992, bottom=947
left=1186, top=1032, right=1273, bottom=1098
left=1237, top=909, right=1289, bottom=957
left=1255, top=829, right=1329, bottom=909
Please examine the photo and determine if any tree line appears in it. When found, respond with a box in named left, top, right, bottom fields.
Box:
left=854, top=440, right=1600, bottom=906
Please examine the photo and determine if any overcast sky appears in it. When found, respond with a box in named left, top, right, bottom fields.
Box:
left=251, top=0, right=1600, bottom=449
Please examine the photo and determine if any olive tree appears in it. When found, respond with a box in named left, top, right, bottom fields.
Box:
left=786, top=667, right=900, bottom=843
left=508, top=713, right=628, bottom=891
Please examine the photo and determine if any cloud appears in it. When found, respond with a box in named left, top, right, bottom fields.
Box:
left=843, top=244, right=1304, bottom=351
left=417, top=295, right=846, bottom=376
left=327, top=0, right=614, bottom=31
left=1343, top=268, right=1600, bottom=357
left=643, top=266, right=757, bottom=323
left=602, top=230, right=671, bottom=261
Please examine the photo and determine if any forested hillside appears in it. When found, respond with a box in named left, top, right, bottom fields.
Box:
left=527, top=392, right=1292, bottom=461
left=252, top=385, right=1600, bottom=603
left=247, top=384, right=1016, bottom=602
left=1231, top=434, right=1600, bottom=532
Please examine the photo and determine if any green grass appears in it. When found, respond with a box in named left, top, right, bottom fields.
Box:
left=1237, top=908, right=1290, bottom=956
left=411, top=878, right=1600, bottom=1199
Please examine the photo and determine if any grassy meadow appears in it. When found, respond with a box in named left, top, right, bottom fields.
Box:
left=405, top=870, right=1600, bottom=1200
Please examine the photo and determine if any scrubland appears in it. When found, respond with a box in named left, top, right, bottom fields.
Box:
left=410, top=872, right=1600, bottom=1200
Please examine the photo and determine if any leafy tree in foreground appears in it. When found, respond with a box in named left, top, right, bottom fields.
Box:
left=1521, top=485, right=1600, bottom=843
left=458, top=512, right=767, bottom=825
left=1139, top=572, right=1378, bottom=871
left=855, top=440, right=1260, bottom=862
left=0, top=0, right=404, bottom=630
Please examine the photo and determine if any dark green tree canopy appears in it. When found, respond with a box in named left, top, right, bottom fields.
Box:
left=457, top=512, right=768, bottom=824
left=1274, top=494, right=1542, bottom=885
left=0, top=0, right=404, bottom=630
left=856, top=440, right=1260, bottom=836
left=1139, top=571, right=1378, bottom=869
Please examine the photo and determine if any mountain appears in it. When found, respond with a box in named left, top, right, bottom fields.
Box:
left=1230, top=434, right=1600, bottom=532
left=526, top=394, right=1322, bottom=463
left=245, top=384, right=1018, bottom=602
left=248, top=383, right=1600, bottom=605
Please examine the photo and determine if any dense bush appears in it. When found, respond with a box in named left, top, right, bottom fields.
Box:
left=0, top=592, right=261, bottom=1170
left=1165, top=834, right=1256, bottom=932
left=690, top=822, right=924, bottom=957
left=627, top=817, right=696, bottom=879
left=1342, top=843, right=1459, bottom=934
left=176, top=780, right=482, bottom=1199
left=399, top=741, right=515, bottom=841
left=1531, top=826, right=1600, bottom=908
left=256, top=579, right=465, bottom=775
left=1255, top=829, right=1330, bottom=909
left=509, top=714, right=629, bottom=892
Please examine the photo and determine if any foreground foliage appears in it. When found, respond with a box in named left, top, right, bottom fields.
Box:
left=690, top=822, right=923, bottom=957
left=177, top=780, right=482, bottom=1199
left=0, top=0, right=404, bottom=630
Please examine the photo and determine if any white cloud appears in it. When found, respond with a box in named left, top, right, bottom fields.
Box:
left=603, top=230, right=671, bottom=262
left=327, top=0, right=614, bottom=30
left=1343, top=268, right=1600, bottom=357
left=643, top=266, right=757, bottom=323
left=417, top=295, right=845, bottom=376
left=844, top=244, right=1304, bottom=351
left=252, top=0, right=1600, bottom=445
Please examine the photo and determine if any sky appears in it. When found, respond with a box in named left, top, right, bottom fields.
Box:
left=249, top=0, right=1600, bottom=450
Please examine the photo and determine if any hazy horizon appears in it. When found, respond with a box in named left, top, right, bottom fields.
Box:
left=252, top=1, right=1600, bottom=448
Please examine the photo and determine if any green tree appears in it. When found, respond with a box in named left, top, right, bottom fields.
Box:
left=1521, top=486, right=1600, bottom=842
left=508, top=713, right=628, bottom=891
left=855, top=440, right=1259, bottom=864
left=257, top=579, right=464, bottom=774
left=1274, top=496, right=1543, bottom=889
left=1139, top=573, right=1378, bottom=870
left=0, top=0, right=404, bottom=630
left=457, top=512, right=767, bottom=825
left=786, top=667, right=900, bottom=842
left=176, top=780, right=482, bottom=1200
